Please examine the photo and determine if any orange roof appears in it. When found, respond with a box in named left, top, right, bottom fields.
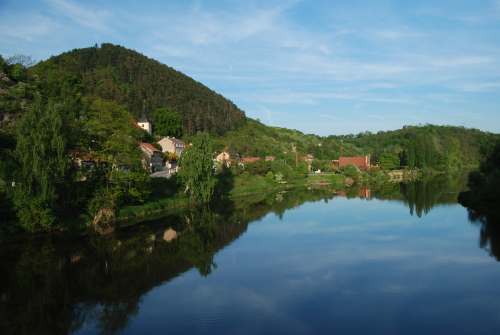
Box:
left=339, top=156, right=370, bottom=170
left=140, top=142, right=160, bottom=155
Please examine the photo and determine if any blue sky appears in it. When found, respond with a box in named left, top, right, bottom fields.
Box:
left=1, top=0, right=499, bottom=135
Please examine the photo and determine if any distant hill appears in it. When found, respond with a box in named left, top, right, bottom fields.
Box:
left=217, top=121, right=499, bottom=170
left=330, top=125, right=499, bottom=170
left=33, top=43, right=246, bottom=135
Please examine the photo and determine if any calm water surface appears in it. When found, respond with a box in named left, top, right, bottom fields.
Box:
left=1, top=177, right=500, bottom=334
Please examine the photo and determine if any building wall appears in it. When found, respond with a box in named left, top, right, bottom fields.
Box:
left=137, top=121, right=152, bottom=134
left=158, top=138, right=175, bottom=153
left=158, top=137, right=185, bottom=156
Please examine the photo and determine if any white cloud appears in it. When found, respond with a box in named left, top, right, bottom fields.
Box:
left=46, top=0, right=111, bottom=32
left=370, top=28, right=423, bottom=40
left=429, top=56, right=494, bottom=68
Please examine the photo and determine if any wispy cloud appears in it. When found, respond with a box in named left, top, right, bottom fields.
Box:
left=0, top=14, right=57, bottom=41
left=46, top=0, right=111, bottom=32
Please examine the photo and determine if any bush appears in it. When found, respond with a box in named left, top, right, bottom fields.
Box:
left=245, top=160, right=271, bottom=175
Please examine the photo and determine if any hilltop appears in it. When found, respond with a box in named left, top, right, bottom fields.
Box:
left=33, top=43, right=245, bottom=135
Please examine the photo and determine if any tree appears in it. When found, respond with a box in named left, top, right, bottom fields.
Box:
left=0, top=55, right=5, bottom=72
left=178, top=133, right=215, bottom=204
left=13, top=99, right=69, bottom=231
left=6, top=54, right=34, bottom=67
left=152, top=107, right=182, bottom=137
left=84, top=98, right=142, bottom=167
left=379, top=152, right=400, bottom=170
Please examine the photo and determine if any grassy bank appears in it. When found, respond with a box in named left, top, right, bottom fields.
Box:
left=117, top=171, right=367, bottom=223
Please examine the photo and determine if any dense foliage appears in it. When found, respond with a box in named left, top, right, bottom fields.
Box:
left=333, top=125, right=498, bottom=170
left=33, top=43, right=246, bottom=135
left=459, top=142, right=500, bottom=214
left=217, top=120, right=499, bottom=171
left=0, top=58, right=154, bottom=233
left=13, top=99, right=70, bottom=230
left=179, top=133, right=216, bottom=204
left=152, top=107, right=182, bottom=137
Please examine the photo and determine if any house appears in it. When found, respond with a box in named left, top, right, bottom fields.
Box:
left=139, top=142, right=164, bottom=172
left=136, top=115, right=152, bottom=134
left=338, top=155, right=371, bottom=170
left=215, top=151, right=231, bottom=167
left=158, top=137, right=185, bottom=156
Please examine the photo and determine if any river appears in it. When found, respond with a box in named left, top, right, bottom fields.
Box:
left=1, top=175, right=500, bottom=334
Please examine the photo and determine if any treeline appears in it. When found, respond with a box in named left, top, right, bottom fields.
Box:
left=331, top=125, right=499, bottom=171
left=33, top=43, right=246, bottom=135
left=459, top=142, right=500, bottom=215
left=216, top=120, right=498, bottom=172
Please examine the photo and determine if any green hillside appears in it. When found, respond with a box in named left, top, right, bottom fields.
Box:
left=330, top=125, right=499, bottom=170
left=33, top=43, right=245, bottom=135
left=216, top=120, right=499, bottom=171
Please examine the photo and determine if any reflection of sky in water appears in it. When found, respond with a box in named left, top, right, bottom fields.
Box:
left=86, top=198, right=500, bottom=335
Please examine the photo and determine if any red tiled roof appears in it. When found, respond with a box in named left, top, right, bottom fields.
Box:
left=140, top=142, right=160, bottom=155
left=339, top=156, right=370, bottom=170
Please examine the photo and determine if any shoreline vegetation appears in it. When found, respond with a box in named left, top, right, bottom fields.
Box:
left=1, top=44, right=499, bottom=239
left=116, top=167, right=458, bottom=225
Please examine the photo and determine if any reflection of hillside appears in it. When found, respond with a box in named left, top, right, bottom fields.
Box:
left=0, top=211, right=249, bottom=335
left=369, top=174, right=468, bottom=217
left=0, top=188, right=342, bottom=335
left=0, top=177, right=469, bottom=334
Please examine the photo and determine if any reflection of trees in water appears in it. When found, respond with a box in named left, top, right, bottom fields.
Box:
left=0, top=177, right=471, bottom=334
left=466, top=209, right=500, bottom=261
left=0, top=212, right=244, bottom=334
left=0, top=188, right=340, bottom=335
left=370, top=174, right=468, bottom=217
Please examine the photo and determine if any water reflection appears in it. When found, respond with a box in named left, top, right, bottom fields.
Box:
left=0, top=190, right=338, bottom=335
left=466, top=209, right=500, bottom=261
left=0, top=175, right=498, bottom=335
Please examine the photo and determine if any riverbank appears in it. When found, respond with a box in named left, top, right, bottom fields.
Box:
left=117, top=169, right=414, bottom=225
left=1, top=167, right=472, bottom=244
left=0, top=168, right=430, bottom=239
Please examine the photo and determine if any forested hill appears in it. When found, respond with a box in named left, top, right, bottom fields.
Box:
left=33, top=43, right=245, bottom=135
left=217, top=120, right=499, bottom=171
left=329, top=125, right=499, bottom=169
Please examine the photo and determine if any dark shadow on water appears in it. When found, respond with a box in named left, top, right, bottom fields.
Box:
left=467, top=210, right=500, bottom=261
